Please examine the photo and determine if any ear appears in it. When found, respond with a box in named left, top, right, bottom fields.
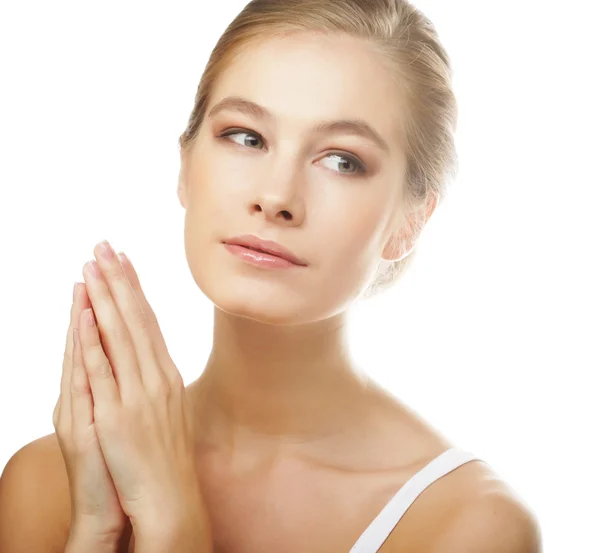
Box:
left=381, top=234, right=411, bottom=262
left=382, top=192, right=439, bottom=262
left=177, top=148, right=188, bottom=210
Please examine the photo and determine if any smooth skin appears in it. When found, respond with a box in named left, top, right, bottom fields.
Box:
left=73, top=245, right=211, bottom=550
left=52, top=280, right=128, bottom=544
left=0, top=30, right=541, bottom=553
left=178, top=33, right=422, bottom=461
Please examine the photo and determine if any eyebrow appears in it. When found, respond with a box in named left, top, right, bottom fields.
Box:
left=207, top=96, right=390, bottom=154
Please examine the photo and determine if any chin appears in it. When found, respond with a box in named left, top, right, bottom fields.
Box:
left=217, top=299, right=303, bottom=326
left=197, top=266, right=352, bottom=326
left=206, top=279, right=312, bottom=325
left=187, top=242, right=359, bottom=325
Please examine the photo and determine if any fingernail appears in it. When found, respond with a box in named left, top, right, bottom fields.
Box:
left=98, top=240, right=115, bottom=260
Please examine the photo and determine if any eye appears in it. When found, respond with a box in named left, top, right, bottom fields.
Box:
left=217, top=128, right=367, bottom=176
left=218, top=129, right=264, bottom=149
left=320, top=153, right=366, bottom=176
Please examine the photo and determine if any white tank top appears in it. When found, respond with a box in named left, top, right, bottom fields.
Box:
left=348, top=448, right=485, bottom=553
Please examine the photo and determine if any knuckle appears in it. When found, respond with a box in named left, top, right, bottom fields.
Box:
left=169, top=371, right=185, bottom=391
left=103, top=415, right=125, bottom=439
left=132, top=308, right=155, bottom=343
left=70, top=373, right=90, bottom=395
left=63, top=351, right=73, bottom=368
left=93, top=401, right=118, bottom=428
left=121, top=385, right=144, bottom=410
left=72, top=425, right=97, bottom=452
left=111, top=322, right=131, bottom=346
left=131, top=305, right=148, bottom=327
left=93, top=399, right=110, bottom=419
left=148, top=375, right=171, bottom=399
left=89, top=357, right=113, bottom=379
left=107, top=265, right=128, bottom=283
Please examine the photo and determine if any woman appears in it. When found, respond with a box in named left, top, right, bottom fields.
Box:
left=0, top=1, right=541, bottom=552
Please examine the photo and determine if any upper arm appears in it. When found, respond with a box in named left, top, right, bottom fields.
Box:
left=426, top=489, right=542, bottom=553
left=0, top=434, right=71, bottom=553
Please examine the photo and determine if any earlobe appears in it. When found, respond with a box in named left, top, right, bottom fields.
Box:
left=381, top=192, right=438, bottom=262
left=380, top=208, right=418, bottom=262
left=382, top=233, right=413, bottom=262
left=177, top=147, right=189, bottom=209
left=177, top=162, right=188, bottom=209
left=425, top=192, right=439, bottom=221
left=177, top=175, right=186, bottom=209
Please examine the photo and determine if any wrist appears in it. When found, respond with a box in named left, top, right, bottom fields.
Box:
left=66, top=523, right=123, bottom=553
left=131, top=503, right=213, bottom=553
left=133, top=531, right=213, bottom=553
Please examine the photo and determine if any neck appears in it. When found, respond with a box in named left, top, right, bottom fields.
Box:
left=189, top=306, right=375, bottom=454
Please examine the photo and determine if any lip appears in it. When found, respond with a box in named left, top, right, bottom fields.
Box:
left=222, top=235, right=307, bottom=266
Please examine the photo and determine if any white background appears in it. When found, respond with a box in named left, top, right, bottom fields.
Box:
left=1, top=1, right=598, bottom=551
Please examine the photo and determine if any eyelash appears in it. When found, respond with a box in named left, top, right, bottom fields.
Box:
left=216, top=128, right=367, bottom=176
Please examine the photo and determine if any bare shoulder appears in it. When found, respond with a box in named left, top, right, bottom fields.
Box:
left=383, top=451, right=541, bottom=552
left=442, top=487, right=541, bottom=552
left=0, top=432, right=72, bottom=553
left=364, top=385, right=541, bottom=552
left=414, top=471, right=542, bottom=553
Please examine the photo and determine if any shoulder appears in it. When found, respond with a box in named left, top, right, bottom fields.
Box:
left=381, top=451, right=541, bottom=553
left=423, top=485, right=542, bottom=553
left=1, top=432, right=69, bottom=498
left=0, top=432, right=71, bottom=553
left=344, top=386, right=541, bottom=552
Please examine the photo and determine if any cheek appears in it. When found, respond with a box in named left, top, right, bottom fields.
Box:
left=184, top=156, right=235, bottom=225
left=312, top=208, right=388, bottom=302
left=327, top=207, right=388, bottom=267
left=195, top=153, right=259, bottom=219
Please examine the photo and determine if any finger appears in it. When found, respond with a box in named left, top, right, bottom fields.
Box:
left=79, top=307, right=121, bottom=410
left=116, top=251, right=181, bottom=384
left=55, top=282, right=91, bottom=428
left=93, top=242, right=168, bottom=394
left=81, top=285, right=124, bottom=387
left=70, top=328, right=95, bottom=442
left=83, top=259, right=143, bottom=403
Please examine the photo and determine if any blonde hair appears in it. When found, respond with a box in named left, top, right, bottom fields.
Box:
left=179, top=0, right=458, bottom=297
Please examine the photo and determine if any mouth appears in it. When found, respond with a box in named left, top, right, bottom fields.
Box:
left=222, top=235, right=307, bottom=267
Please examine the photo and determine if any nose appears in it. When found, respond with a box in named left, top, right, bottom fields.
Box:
left=250, top=170, right=306, bottom=226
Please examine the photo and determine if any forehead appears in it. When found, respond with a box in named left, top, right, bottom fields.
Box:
left=210, top=32, right=404, bottom=145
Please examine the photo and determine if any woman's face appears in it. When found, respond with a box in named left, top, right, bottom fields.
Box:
left=178, top=32, right=408, bottom=325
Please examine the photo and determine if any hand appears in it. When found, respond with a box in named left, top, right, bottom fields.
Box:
left=78, top=241, right=211, bottom=542
left=52, top=281, right=129, bottom=543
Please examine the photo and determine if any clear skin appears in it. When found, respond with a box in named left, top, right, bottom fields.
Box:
left=34, top=29, right=534, bottom=553
left=53, top=283, right=129, bottom=543
left=178, top=32, right=438, bottom=467
left=48, top=33, right=440, bottom=552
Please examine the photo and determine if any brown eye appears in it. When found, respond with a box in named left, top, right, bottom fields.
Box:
left=321, top=153, right=366, bottom=175
left=217, top=128, right=367, bottom=177
left=219, top=129, right=264, bottom=149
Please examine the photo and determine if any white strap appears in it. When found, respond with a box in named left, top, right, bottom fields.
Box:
left=348, top=448, right=485, bottom=553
